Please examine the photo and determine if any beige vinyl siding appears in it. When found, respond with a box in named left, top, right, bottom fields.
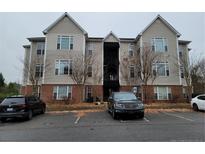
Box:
left=119, top=42, right=140, bottom=86
left=23, top=47, right=31, bottom=86
left=30, top=42, right=44, bottom=85
left=142, top=18, right=180, bottom=85
left=179, top=44, right=189, bottom=86
left=43, top=16, right=85, bottom=84
left=104, top=34, right=119, bottom=42
left=85, top=41, right=103, bottom=85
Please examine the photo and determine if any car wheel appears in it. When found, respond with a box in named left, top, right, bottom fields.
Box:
left=26, top=110, right=33, bottom=120
left=0, top=118, right=7, bottom=123
left=41, top=106, right=46, bottom=114
left=193, top=104, right=199, bottom=111
left=112, top=110, right=117, bottom=120
left=138, top=112, right=144, bottom=119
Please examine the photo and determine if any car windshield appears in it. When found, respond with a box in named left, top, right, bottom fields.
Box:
left=1, top=97, right=25, bottom=105
left=114, top=93, right=137, bottom=101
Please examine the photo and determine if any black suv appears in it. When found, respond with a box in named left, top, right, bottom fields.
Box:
left=108, top=92, right=144, bottom=119
left=0, top=95, right=46, bottom=122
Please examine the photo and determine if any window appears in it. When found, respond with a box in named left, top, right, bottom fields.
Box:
left=57, top=36, right=73, bottom=50
left=53, top=86, right=72, bottom=100
left=180, top=65, right=184, bottom=78
left=35, top=64, right=43, bottom=77
left=198, top=96, right=205, bottom=100
left=86, top=86, right=92, bottom=99
left=88, top=65, right=92, bottom=77
left=37, top=42, right=45, bottom=55
left=152, top=38, right=168, bottom=52
left=86, top=43, right=93, bottom=56
left=179, top=46, right=183, bottom=58
left=179, top=51, right=183, bottom=58
left=88, top=50, right=92, bottom=56
left=55, top=60, right=72, bottom=75
left=154, top=86, right=172, bottom=100
left=152, top=62, right=169, bottom=76
left=130, top=66, right=135, bottom=78
left=128, top=43, right=134, bottom=57
left=129, top=50, right=134, bottom=57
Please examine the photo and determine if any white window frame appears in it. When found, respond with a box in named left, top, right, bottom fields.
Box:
left=86, top=86, right=92, bottom=99
left=87, top=65, right=92, bottom=77
left=37, top=42, right=45, bottom=55
left=152, top=38, right=168, bottom=52
left=57, top=35, right=74, bottom=50
left=153, top=62, right=169, bottom=77
left=55, top=59, right=72, bottom=75
left=129, top=65, right=135, bottom=78
left=154, top=86, right=171, bottom=100
left=35, top=64, right=43, bottom=77
left=86, top=43, right=93, bottom=56
left=180, top=65, right=184, bottom=78
left=53, top=86, right=72, bottom=100
left=128, top=43, right=134, bottom=57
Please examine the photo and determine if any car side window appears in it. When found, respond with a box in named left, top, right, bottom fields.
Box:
left=198, top=96, right=205, bottom=100
left=27, top=97, right=37, bottom=103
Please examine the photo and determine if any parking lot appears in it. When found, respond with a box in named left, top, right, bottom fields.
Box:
left=0, top=111, right=204, bottom=141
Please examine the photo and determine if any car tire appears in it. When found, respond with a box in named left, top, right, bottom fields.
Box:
left=0, top=118, right=7, bottom=123
left=112, top=110, right=117, bottom=120
left=193, top=104, right=199, bottom=111
left=138, top=112, right=144, bottom=119
left=26, top=110, right=33, bottom=120
left=41, top=106, right=46, bottom=114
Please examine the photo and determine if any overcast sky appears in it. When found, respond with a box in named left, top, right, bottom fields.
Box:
left=0, top=12, right=204, bottom=83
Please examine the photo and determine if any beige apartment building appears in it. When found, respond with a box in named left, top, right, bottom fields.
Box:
left=21, top=12, right=191, bottom=103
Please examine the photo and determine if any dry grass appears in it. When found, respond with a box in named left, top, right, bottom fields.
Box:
left=46, top=102, right=106, bottom=112
left=145, top=108, right=192, bottom=113
left=46, top=102, right=192, bottom=114
left=145, top=103, right=191, bottom=109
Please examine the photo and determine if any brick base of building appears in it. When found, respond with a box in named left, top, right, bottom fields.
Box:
left=40, top=84, right=103, bottom=104
left=120, top=85, right=185, bottom=103
left=21, top=84, right=186, bottom=104
left=20, top=85, right=33, bottom=96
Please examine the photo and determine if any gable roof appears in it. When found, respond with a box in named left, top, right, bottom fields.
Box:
left=103, top=31, right=120, bottom=42
left=43, top=12, right=87, bottom=35
left=139, top=14, right=181, bottom=37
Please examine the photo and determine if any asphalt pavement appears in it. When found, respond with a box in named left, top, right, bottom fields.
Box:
left=0, top=111, right=204, bottom=141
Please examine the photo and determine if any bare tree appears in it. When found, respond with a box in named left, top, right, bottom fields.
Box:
left=138, top=42, right=161, bottom=103
left=69, top=53, right=96, bottom=102
left=192, top=58, right=205, bottom=94
left=120, top=42, right=161, bottom=103
left=20, top=57, right=50, bottom=96
left=177, top=50, right=192, bottom=102
left=92, top=59, right=103, bottom=102
left=120, top=50, right=141, bottom=86
left=198, top=58, right=205, bottom=83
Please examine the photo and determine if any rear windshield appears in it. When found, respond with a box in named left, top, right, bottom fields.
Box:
left=1, top=98, right=25, bottom=105
left=114, top=93, right=137, bottom=101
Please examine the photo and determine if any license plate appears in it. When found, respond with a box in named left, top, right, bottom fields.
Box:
left=7, top=108, right=13, bottom=112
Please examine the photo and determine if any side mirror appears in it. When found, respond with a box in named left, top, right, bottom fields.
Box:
left=108, top=96, right=113, bottom=101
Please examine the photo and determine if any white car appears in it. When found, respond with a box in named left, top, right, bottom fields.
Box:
left=191, top=94, right=205, bottom=111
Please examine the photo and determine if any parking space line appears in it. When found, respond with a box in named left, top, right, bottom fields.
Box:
left=162, top=112, right=194, bottom=122
left=74, top=117, right=81, bottom=124
left=143, top=117, right=150, bottom=122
